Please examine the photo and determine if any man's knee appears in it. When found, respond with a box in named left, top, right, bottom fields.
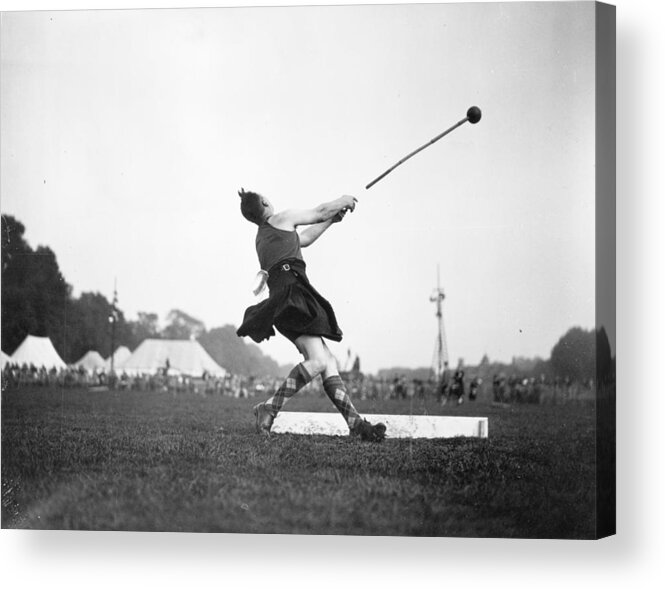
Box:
left=306, top=356, right=328, bottom=377
left=324, top=354, right=338, bottom=375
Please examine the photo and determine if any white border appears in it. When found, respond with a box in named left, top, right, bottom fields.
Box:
left=2, top=1, right=663, bottom=588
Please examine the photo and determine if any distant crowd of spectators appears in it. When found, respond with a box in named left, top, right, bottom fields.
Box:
left=2, top=361, right=595, bottom=405
left=0, top=362, right=279, bottom=398
left=353, top=370, right=594, bottom=406
left=490, top=373, right=595, bottom=405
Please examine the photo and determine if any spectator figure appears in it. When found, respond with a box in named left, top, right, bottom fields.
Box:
left=451, top=369, right=466, bottom=405
left=469, top=376, right=482, bottom=401
left=493, top=373, right=506, bottom=403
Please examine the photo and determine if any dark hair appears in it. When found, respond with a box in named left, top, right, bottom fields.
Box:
left=238, top=188, right=266, bottom=225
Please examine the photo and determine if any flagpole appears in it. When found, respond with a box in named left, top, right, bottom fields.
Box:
left=110, top=278, right=118, bottom=374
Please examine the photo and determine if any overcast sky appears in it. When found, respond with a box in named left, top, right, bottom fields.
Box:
left=1, top=2, right=602, bottom=373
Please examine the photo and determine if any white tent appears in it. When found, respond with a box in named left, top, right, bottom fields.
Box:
left=105, top=345, right=131, bottom=370
left=118, top=339, right=226, bottom=377
left=10, top=335, right=67, bottom=370
left=74, top=350, right=106, bottom=372
left=1, top=350, right=11, bottom=369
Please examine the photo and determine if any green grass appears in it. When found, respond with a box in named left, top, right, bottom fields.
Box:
left=1, top=386, right=596, bottom=537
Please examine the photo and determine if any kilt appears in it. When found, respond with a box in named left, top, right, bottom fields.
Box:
left=236, top=258, right=343, bottom=344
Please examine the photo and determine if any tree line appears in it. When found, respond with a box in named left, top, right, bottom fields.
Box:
left=2, top=214, right=614, bottom=382
left=1, top=215, right=283, bottom=377
left=378, top=325, right=614, bottom=385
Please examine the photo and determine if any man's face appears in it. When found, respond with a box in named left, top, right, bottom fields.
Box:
left=262, top=198, right=274, bottom=217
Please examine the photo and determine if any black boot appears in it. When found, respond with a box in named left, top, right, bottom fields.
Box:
left=350, top=419, right=387, bottom=442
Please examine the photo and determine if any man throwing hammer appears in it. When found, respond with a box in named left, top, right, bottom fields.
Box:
left=236, top=189, right=386, bottom=442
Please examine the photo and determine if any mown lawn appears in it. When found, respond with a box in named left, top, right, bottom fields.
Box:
left=1, top=386, right=596, bottom=537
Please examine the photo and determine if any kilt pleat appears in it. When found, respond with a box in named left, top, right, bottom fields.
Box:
left=237, top=259, right=343, bottom=344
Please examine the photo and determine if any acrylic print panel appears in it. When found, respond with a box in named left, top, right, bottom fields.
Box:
left=0, top=2, right=615, bottom=538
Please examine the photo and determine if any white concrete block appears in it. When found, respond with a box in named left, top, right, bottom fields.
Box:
left=271, top=412, right=488, bottom=439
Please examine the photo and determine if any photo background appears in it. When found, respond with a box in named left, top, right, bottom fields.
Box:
left=2, top=1, right=600, bottom=373
left=1, top=0, right=661, bottom=588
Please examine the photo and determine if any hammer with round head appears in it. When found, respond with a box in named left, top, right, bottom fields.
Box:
left=365, top=106, right=482, bottom=190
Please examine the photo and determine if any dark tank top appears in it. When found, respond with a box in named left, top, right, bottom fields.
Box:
left=255, top=221, right=304, bottom=271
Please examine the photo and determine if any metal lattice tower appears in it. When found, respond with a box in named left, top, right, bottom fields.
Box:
left=430, top=265, right=449, bottom=384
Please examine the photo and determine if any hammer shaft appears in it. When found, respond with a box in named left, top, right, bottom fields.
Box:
left=366, top=116, right=469, bottom=190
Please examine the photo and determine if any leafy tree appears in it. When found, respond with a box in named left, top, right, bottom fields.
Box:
left=162, top=309, right=206, bottom=340
left=550, top=327, right=596, bottom=382
left=126, top=312, right=160, bottom=348
left=66, top=292, right=131, bottom=363
left=199, top=325, right=283, bottom=377
left=1, top=215, right=72, bottom=357
left=531, top=357, right=553, bottom=379
left=511, top=356, right=541, bottom=372
left=2, top=215, right=30, bottom=273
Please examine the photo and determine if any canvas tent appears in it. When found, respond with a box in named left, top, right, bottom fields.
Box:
left=9, top=335, right=67, bottom=370
left=105, top=345, right=131, bottom=370
left=74, top=350, right=106, bottom=372
left=118, top=339, right=226, bottom=377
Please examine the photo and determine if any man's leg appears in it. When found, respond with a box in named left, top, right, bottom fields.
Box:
left=321, top=372, right=362, bottom=429
left=320, top=341, right=386, bottom=442
left=254, top=335, right=325, bottom=434
left=262, top=363, right=312, bottom=415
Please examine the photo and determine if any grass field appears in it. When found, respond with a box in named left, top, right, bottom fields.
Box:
left=1, top=385, right=597, bottom=538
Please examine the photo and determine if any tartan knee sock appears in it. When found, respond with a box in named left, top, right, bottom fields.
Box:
left=322, top=375, right=361, bottom=429
left=264, top=363, right=312, bottom=415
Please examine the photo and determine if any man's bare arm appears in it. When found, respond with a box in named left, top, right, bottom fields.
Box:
left=298, top=211, right=349, bottom=247
left=270, top=195, right=357, bottom=231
